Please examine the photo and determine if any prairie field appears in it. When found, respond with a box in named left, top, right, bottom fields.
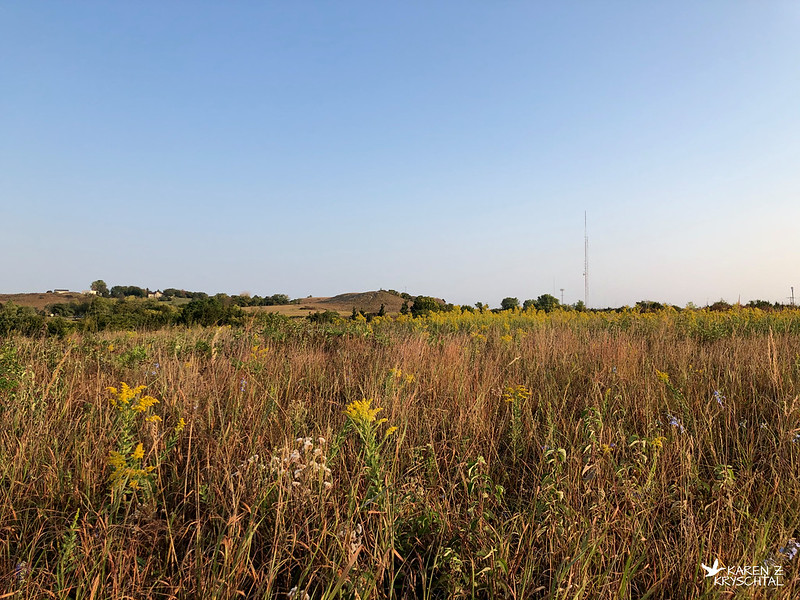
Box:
left=2, top=308, right=800, bottom=598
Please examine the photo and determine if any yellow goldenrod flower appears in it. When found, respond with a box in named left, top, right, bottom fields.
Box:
left=133, top=395, right=159, bottom=412
left=132, top=443, right=144, bottom=460
left=109, top=382, right=147, bottom=408
left=655, top=370, right=671, bottom=385
left=345, top=398, right=383, bottom=424
left=502, top=385, right=532, bottom=403
left=384, top=426, right=398, bottom=438
left=108, top=451, right=126, bottom=469
left=175, top=418, right=186, bottom=434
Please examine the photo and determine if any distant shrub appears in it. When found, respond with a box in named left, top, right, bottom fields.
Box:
left=635, top=300, right=664, bottom=313
left=411, top=296, right=442, bottom=316
left=181, top=297, right=243, bottom=326
left=260, top=294, right=291, bottom=306
left=746, top=299, right=774, bottom=311
left=307, top=310, right=341, bottom=324
left=47, top=303, right=76, bottom=317
left=0, top=303, right=45, bottom=336
left=710, top=300, right=733, bottom=312
left=47, top=317, right=75, bottom=338
left=110, top=285, right=147, bottom=299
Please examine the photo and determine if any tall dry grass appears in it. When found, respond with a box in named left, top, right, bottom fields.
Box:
left=1, top=308, right=799, bottom=598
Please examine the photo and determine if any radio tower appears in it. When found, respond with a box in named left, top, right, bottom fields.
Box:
left=583, top=212, right=589, bottom=307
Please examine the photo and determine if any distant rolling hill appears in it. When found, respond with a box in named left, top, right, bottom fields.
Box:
left=245, top=290, right=409, bottom=317
left=0, top=292, right=96, bottom=311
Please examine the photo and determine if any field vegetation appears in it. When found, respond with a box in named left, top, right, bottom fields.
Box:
left=2, top=307, right=800, bottom=598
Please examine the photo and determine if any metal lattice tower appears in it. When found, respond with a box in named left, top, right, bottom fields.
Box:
left=583, top=212, right=589, bottom=307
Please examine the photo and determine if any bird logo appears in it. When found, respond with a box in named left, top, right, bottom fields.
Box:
left=701, top=558, right=724, bottom=578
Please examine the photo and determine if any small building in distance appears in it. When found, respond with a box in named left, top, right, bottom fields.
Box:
left=54, top=289, right=70, bottom=294
left=148, top=290, right=163, bottom=299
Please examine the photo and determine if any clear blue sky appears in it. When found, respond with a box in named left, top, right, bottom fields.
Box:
left=3, top=2, right=799, bottom=307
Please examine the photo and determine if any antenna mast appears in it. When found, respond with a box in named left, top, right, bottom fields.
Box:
left=583, top=212, right=589, bottom=307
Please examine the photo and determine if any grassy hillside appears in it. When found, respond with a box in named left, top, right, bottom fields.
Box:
left=0, top=292, right=96, bottom=311
left=244, top=290, right=409, bottom=317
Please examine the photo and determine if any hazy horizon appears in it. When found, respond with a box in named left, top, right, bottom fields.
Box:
left=3, top=2, right=799, bottom=308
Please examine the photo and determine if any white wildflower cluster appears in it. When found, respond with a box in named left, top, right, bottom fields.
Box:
left=338, top=523, right=364, bottom=558
left=287, top=585, right=311, bottom=600
left=270, top=436, right=333, bottom=493
left=233, top=454, right=267, bottom=478
left=232, top=437, right=333, bottom=493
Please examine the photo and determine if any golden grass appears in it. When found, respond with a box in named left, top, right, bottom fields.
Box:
left=2, top=308, right=799, bottom=598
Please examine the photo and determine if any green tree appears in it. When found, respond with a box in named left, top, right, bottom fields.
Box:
left=110, top=285, right=146, bottom=299
left=746, top=299, right=772, bottom=311
left=709, top=300, right=732, bottom=312
left=180, top=297, right=242, bottom=326
left=500, top=297, right=520, bottom=311
left=535, top=294, right=560, bottom=313
left=307, top=310, right=340, bottom=324
left=635, top=300, right=664, bottom=313
left=411, top=296, right=441, bottom=316
left=91, top=280, right=109, bottom=297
